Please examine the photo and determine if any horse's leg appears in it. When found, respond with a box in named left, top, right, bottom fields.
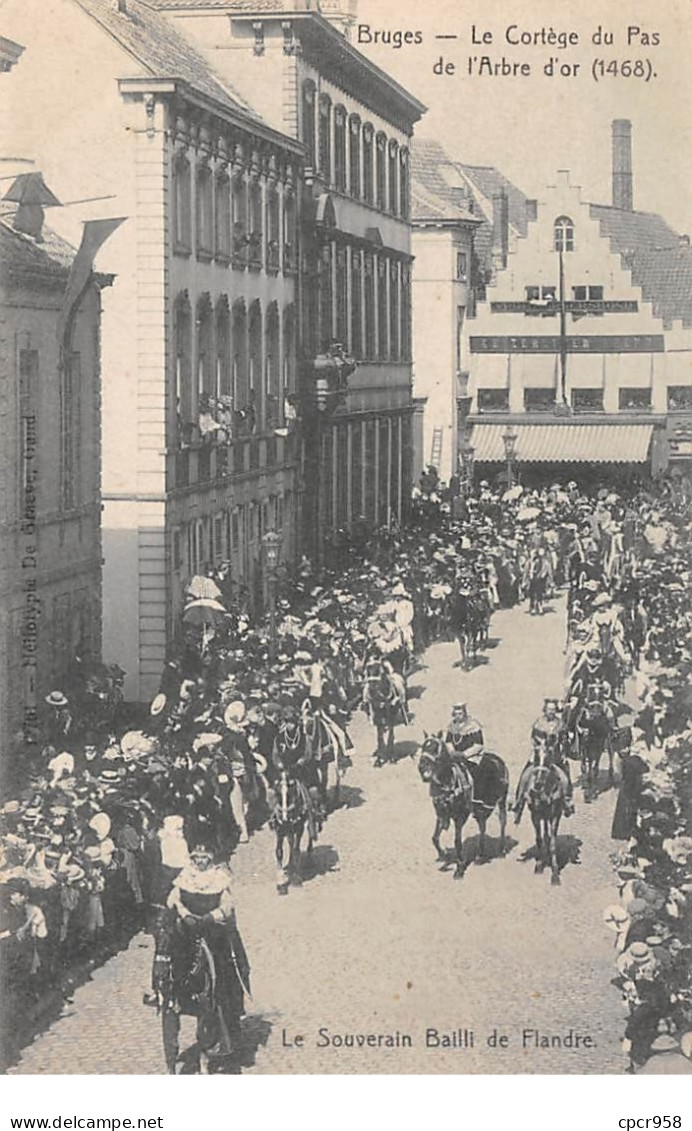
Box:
left=532, top=812, right=545, bottom=874
left=475, top=812, right=487, bottom=863
left=162, top=1010, right=180, bottom=1074
left=432, top=816, right=447, bottom=865
left=453, top=817, right=467, bottom=879
left=289, top=827, right=303, bottom=885
left=607, top=737, right=615, bottom=787
left=374, top=722, right=384, bottom=765
left=498, top=793, right=508, bottom=855
left=387, top=719, right=395, bottom=755
left=550, top=815, right=561, bottom=886
left=276, top=832, right=289, bottom=894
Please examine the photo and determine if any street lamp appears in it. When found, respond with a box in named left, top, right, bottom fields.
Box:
left=459, top=438, right=475, bottom=498
left=502, top=426, right=518, bottom=488
left=262, top=529, right=283, bottom=661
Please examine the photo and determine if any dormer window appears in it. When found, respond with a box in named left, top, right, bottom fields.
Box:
left=554, top=216, right=574, bottom=252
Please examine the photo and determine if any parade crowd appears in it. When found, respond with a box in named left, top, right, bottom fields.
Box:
left=1, top=470, right=690, bottom=1072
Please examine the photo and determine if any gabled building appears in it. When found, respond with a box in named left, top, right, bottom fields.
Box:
left=0, top=176, right=112, bottom=759
left=2, top=0, right=305, bottom=702
left=145, top=0, right=426, bottom=555
left=465, top=121, right=692, bottom=483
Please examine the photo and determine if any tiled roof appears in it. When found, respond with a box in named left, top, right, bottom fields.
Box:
left=457, top=164, right=529, bottom=238
left=0, top=211, right=76, bottom=280
left=75, top=0, right=261, bottom=119
left=590, top=204, right=692, bottom=327
left=470, top=421, right=654, bottom=463
left=410, top=138, right=478, bottom=224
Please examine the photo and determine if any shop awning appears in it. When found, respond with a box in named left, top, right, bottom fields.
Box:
left=469, top=422, right=654, bottom=463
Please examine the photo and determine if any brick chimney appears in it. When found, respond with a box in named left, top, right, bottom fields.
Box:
left=612, top=119, right=633, bottom=211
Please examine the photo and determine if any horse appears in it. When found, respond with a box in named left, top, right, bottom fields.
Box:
left=576, top=698, right=615, bottom=802
left=417, top=734, right=509, bottom=878
left=362, top=657, right=408, bottom=765
left=301, top=699, right=348, bottom=811
left=270, top=769, right=318, bottom=895
left=524, top=741, right=569, bottom=885
left=154, top=912, right=246, bottom=1074
left=448, top=590, right=482, bottom=670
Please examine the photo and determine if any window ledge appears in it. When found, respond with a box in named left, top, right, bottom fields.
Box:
left=173, top=244, right=192, bottom=259
left=196, top=248, right=214, bottom=264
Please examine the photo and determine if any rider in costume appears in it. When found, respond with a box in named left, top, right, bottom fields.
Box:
left=444, top=703, right=484, bottom=762
left=512, top=697, right=574, bottom=821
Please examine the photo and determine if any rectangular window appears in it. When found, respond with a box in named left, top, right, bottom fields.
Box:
left=319, top=97, right=331, bottom=183
left=334, top=109, right=347, bottom=192
left=541, top=285, right=556, bottom=301
left=376, top=135, right=387, bottom=211
left=619, top=388, right=652, bottom=411
left=524, top=388, right=555, bottom=412
left=377, top=257, right=388, bottom=359
left=320, top=243, right=334, bottom=350
left=477, top=388, right=509, bottom=412
left=215, top=174, right=231, bottom=261
left=364, top=254, right=376, bottom=359
left=401, top=266, right=412, bottom=362
left=667, top=386, right=692, bottom=411
left=571, top=388, right=604, bottom=413
left=336, top=246, right=348, bottom=346
left=588, top=285, right=604, bottom=301
left=388, top=144, right=398, bottom=214
left=196, top=165, right=213, bottom=257
left=572, top=285, right=587, bottom=301
left=456, top=251, right=468, bottom=281
left=525, top=286, right=540, bottom=301
left=302, top=83, right=316, bottom=169
left=399, top=149, right=409, bottom=219
left=349, top=117, right=361, bottom=198
left=362, top=126, right=374, bottom=205
left=173, top=154, right=192, bottom=254
left=389, top=260, right=399, bottom=361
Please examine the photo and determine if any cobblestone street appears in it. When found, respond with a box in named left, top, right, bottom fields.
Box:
left=10, top=596, right=627, bottom=1075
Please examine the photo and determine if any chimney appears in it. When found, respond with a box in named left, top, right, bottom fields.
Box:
left=491, top=189, right=509, bottom=272
left=3, top=171, right=61, bottom=242
left=612, top=119, right=633, bottom=211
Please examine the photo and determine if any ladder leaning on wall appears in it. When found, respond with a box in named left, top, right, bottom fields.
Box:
left=430, top=427, right=443, bottom=470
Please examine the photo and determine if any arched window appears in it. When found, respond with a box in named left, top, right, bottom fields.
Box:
left=173, top=152, right=192, bottom=254
left=351, top=248, right=363, bottom=358
left=349, top=114, right=361, bottom=198
left=399, top=148, right=410, bottom=219
left=318, top=94, right=332, bottom=182
left=265, top=302, right=280, bottom=428
left=302, top=80, right=316, bottom=169
left=232, top=300, right=248, bottom=415
left=375, top=132, right=387, bottom=212
left=334, top=106, right=347, bottom=192
left=388, top=139, right=399, bottom=215
left=362, top=124, right=374, bottom=205
left=554, top=216, right=574, bottom=252
left=196, top=294, right=214, bottom=407
left=215, top=171, right=231, bottom=261
left=196, top=163, right=213, bottom=257
left=248, top=177, right=263, bottom=268
left=248, top=300, right=262, bottom=431
left=232, top=172, right=247, bottom=267
left=173, top=292, right=192, bottom=444
left=266, top=182, right=280, bottom=271
left=216, top=297, right=231, bottom=399
left=283, top=190, right=297, bottom=272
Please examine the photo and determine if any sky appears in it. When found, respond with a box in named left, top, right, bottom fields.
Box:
left=353, top=0, right=692, bottom=234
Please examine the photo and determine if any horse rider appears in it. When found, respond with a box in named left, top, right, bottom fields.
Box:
left=444, top=702, right=485, bottom=763
left=390, top=581, right=415, bottom=657
left=362, top=653, right=408, bottom=724
left=512, top=697, right=575, bottom=821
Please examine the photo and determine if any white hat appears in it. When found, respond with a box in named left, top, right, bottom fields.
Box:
left=48, top=751, right=75, bottom=780
left=89, top=812, right=111, bottom=841
left=150, top=693, right=167, bottom=717
left=224, top=701, right=246, bottom=727
left=192, top=732, right=224, bottom=752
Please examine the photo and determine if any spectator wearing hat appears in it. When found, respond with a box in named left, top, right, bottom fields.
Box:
left=612, top=746, right=649, bottom=841
left=44, top=692, right=73, bottom=748
left=5, top=876, right=49, bottom=990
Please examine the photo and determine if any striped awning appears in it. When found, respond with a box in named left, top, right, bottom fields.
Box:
left=469, top=422, right=654, bottom=464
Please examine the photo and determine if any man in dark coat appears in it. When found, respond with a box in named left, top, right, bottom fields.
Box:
left=611, top=747, right=649, bottom=840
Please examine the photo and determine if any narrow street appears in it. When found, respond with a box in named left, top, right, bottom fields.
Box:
left=10, top=595, right=627, bottom=1075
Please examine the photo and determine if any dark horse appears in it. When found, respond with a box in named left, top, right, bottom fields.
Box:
left=154, top=911, right=248, bottom=1074
left=362, top=657, right=408, bottom=765
left=448, top=590, right=484, bottom=670
left=576, top=699, right=615, bottom=802
left=270, top=769, right=318, bottom=895
left=301, top=699, right=345, bottom=811
left=524, top=740, right=569, bottom=885
left=417, top=734, right=509, bottom=878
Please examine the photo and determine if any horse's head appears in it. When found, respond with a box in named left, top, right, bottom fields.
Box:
left=417, top=732, right=447, bottom=783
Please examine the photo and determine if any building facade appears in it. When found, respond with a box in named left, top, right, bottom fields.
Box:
left=465, top=122, right=692, bottom=484
left=148, top=0, right=426, bottom=554
left=410, top=139, right=480, bottom=483
left=0, top=181, right=110, bottom=759
left=2, top=0, right=304, bottom=702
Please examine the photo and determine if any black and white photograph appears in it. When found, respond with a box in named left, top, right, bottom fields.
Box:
left=1, top=0, right=691, bottom=1085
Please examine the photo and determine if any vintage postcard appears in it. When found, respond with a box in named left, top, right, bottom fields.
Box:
left=1, top=0, right=691, bottom=1079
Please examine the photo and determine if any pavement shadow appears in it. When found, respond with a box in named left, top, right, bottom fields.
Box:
left=461, top=831, right=519, bottom=864
left=334, top=783, right=366, bottom=810
left=517, top=834, right=583, bottom=874
left=237, top=1012, right=274, bottom=1071
left=484, top=636, right=501, bottom=650
left=376, top=740, right=419, bottom=765
left=301, top=844, right=340, bottom=882
left=407, top=684, right=426, bottom=700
